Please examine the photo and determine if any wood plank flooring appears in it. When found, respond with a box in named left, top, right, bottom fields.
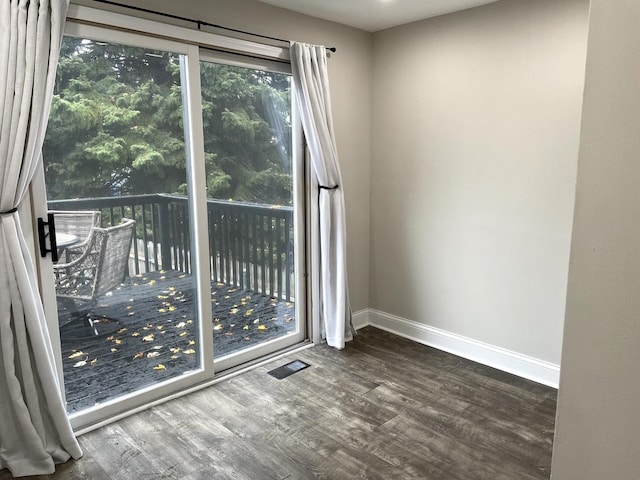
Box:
left=1, top=327, right=557, bottom=479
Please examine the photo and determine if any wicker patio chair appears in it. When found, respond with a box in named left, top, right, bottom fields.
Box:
left=54, top=218, right=135, bottom=336
left=49, top=209, right=101, bottom=262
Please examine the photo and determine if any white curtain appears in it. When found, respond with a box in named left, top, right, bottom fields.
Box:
left=0, top=0, right=82, bottom=476
left=290, top=42, right=354, bottom=349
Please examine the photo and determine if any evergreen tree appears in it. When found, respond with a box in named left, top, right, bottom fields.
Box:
left=43, top=37, right=293, bottom=206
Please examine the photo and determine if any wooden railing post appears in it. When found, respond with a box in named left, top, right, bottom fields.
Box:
left=157, top=201, right=172, bottom=271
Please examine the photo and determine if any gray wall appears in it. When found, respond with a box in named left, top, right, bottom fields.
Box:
left=74, top=0, right=373, bottom=314
left=551, top=0, right=640, bottom=477
left=370, top=0, right=589, bottom=364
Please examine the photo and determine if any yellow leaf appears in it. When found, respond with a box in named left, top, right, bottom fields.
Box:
left=143, top=334, right=155, bottom=342
left=213, top=324, right=223, bottom=331
left=257, top=325, right=267, bottom=330
left=168, top=306, right=176, bottom=312
left=229, top=308, right=238, bottom=315
left=114, top=339, right=123, bottom=344
left=68, top=351, right=85, bottom=359
left=111, top=348, right=118, bottom=353
left=170, top=348, right=181, bottom=353
left=157, top=295, right=169, bottom=299
left=183, top=349, right=196, bottom=355
left=157, top=325, right=164, bottom=330
left=243, top=325, right=249, bottom=330
left=132, top=332, right=140, bottom=337
left=153, top=364, right=166, bottom=371
left=176, top=322, right=187, bottom=328
left=90, top=358, right=98, bottom=365
left=189, top=340, right=195, bottom=345
left=179, top=331, right=187, bottom=337
left=159, top=308, right=166, bottom=313
left=245, top=309, right=254, bottom=316
left=106, top=336, right=115, bottom=341
left=118, top=328, right=127, bottom=333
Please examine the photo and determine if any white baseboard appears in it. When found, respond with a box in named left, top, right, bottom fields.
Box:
left=352, top=309, right=370, bottom=330
left=352, top=308, right=559, bottom=388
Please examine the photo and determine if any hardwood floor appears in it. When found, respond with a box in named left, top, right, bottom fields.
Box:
left=1, top=327, right=557, bottom=479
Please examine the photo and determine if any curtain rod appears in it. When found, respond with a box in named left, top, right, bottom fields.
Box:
left=89, top=0, right=337, bottom=53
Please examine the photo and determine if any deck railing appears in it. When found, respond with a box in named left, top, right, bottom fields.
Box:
left=48, top=194, right=295, bottom=301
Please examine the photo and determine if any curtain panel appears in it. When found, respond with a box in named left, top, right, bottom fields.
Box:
left=0, top=0, right=82, bottom=476
left=290, top=42, right=354, bottom=349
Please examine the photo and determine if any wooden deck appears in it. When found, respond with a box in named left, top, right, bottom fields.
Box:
left=5, top=327, right=557, bottom=479
left=58, top=269, right=295, bottom=412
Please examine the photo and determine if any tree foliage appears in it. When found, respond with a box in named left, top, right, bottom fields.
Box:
left=43, top=37, right=293, bottom=205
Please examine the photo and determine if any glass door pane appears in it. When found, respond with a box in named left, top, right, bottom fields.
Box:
left=43, top=36, right=201, bottom=413
left=199, top=55, right=304, bottom=366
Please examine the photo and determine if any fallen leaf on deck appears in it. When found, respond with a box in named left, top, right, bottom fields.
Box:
left=147, top=351, right=160, bottom=358
left=142, top=334, right=155, bottom=342
left=68, top=351, right=85, bottom=359
left=183, top=349, right=196, bottom=355
left=133, top=352, right=144, bottom=360
left=257, top=325, right=267, bottom=330
left=73, top=361, right=87, bottom=368
left=91, top=358, right=98, bottom=365
left=153, top=364, right=166, bottom=370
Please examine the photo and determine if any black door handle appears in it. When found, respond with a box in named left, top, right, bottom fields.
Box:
left=37, top=213, right=59, bottom=263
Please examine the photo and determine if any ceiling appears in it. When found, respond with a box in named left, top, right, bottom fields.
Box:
left=256, top=0, right=500, bottom=32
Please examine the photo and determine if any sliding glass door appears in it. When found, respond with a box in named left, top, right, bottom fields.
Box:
left=35, top=18, right=305, bottom=430
left=200, top=51, right=305, bottom=371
